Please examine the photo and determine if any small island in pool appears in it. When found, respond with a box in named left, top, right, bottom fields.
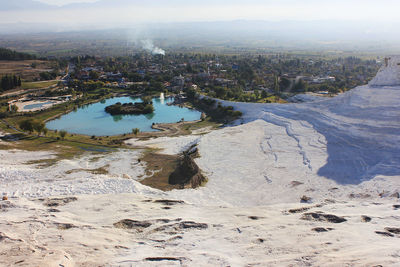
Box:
left=105, top=100, right=154, bottom=115
left=46, top=96, right=202, bottom=135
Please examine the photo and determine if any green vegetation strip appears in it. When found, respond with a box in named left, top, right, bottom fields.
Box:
left=21, top=81, right=58, bottom=90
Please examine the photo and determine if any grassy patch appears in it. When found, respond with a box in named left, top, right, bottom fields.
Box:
left=257, top=95, right=287, bottom=103
left=139, top=151, right=182, bottom=191
left=21, top=80, right=58, bottom=90
left=0, top=143, right=10, bottom=150
left=0, top=128, right=117, bottom=166
left=65, top=166, right=109, bottom=175
left=182, top=117, right=221, bottom=133
left=25, top=158, right=60, bottom=168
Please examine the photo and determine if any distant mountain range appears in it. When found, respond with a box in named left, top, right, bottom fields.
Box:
left=0, top=0, right=52, bottom=10
left=0, top=0, right=274, bottom=11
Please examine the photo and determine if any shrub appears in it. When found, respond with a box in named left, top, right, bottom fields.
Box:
left=33, top=121, right=45, bottom=135
left=143, top=104, right=154, bottom=113
left=132, top=128, right=140, bottom=136
left=59, top=130, right=67, bottom=140
left=19, top=119, right=34, bottom=133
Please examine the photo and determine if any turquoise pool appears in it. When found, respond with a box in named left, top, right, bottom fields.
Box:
left=24, top=101, right=55, bottom=110
left=46, top=96, right=201, bottom=136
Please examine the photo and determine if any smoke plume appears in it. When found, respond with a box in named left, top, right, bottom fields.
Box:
left=141, top=39, right=165, bottom=55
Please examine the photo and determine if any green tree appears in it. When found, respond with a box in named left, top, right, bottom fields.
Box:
left=328, top=86, right=340, bottom=95
left=0, top=47, right=36, bottom=60
left=128, top=73, right=143, bottom=82
left=141, top=96, right=152, bottom=105
left=0, top=75, right=20, bottom=91
left=186, top=87, right=197, bottom=99
left=274, top=76, right=280, bottom=93
left=142, top=104, right=154, bottom=113
left=59, top=130, right=67, bottom=140
left=132, top=128, right=140, bottom=136
left=186, top=64, right=194, bottom=73
left=214, top=86, right=227, bottom=99
left=279, top=77, right=291, bottom=91
left=71, top=89, right=76, bottom=99
left=149, top=80, right=163, bottom=92
left=89, top=70, right=99, bottom=80
left=10, top=104, right=18, bottom=113
left=261, top=89, right=268, bottom=98
left=19, top=119, right=34, bottom=133
left=33, top=121, right=45, bottom=135
left=292, top=79, right=307, bottom=93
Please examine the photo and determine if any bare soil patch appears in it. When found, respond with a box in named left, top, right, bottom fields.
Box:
left=139, top=152, right=182, bottom=191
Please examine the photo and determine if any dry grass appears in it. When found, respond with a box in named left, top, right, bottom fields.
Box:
left=139, top=151, right=182, bottom=191
left=0, top=129, right=117, bottom=168
left=0, top=60, right=52, bottom=81
left=21, top=80, right=58, bottom=90
left=65, top=166, right=109, bottom=175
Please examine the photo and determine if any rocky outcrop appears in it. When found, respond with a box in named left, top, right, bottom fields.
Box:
left=154, top=199, right=185, bottom=206
left=312, top=227, right=334, bottom=232
left=114, top=219, right=152, bottom=231
left=300, top=195, right=312, bottom=203
left=385, top=227, right=400, bottom=235
left=0, top=201, right=16, bottom=211
left=39, top=197, right=78, bottom=207
left=361, top=215, right=372, bottom=222
left=145, top=257, right=187, bottom=263
left=153, top=221, right=208, bottom=233
left=288, top=207, right=311, bottom=214
left=301, top=212, right=347, bottom=223
left=375, top=231, right=394, bottom=237
left=168, top=145, right=206, bottom=188
left=54, top=223, right=77, bottom=230
left=369, top=56, right=400, bottom=87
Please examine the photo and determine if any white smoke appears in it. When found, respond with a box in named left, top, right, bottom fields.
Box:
left=141, top=39, right=165, bottom=55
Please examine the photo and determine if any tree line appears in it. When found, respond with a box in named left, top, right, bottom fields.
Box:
left=0, top=74, right=21, bottom=92
left=0, top=47, right=36, bottom=60
left=19, top=118, right=67, bottom=139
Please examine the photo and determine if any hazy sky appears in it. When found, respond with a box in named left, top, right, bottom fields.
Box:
left=1, top=0, right=400, bottom=33
left=38, top=0, right=97, bottom=5
left=27, top=0, right=400, bottom=23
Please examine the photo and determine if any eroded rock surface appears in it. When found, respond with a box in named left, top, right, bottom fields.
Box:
left=42, top=197, right=78, bottom=207
left=301, top=212, right=347, bottom=223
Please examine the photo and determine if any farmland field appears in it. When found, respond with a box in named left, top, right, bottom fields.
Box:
left=0, top=60, right=53, bottom=81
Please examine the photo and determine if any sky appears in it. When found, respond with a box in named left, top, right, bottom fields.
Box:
left=19, top=0, right=400, bottom=23
left=37, top=0, right=97, bottom=5
left=1, top=0, right=400, bottom=36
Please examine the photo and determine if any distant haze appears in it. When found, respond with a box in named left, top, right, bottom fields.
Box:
left=38, top=0, right=97, bottom=5
left=0, top=0, right=399, bottom=52
left=1, top=0, right=400, bottom=25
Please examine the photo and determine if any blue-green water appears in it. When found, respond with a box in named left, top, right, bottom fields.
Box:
left=24, top=101, right=55, bottom=110
left=46, top=96, right=201, bottom=136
